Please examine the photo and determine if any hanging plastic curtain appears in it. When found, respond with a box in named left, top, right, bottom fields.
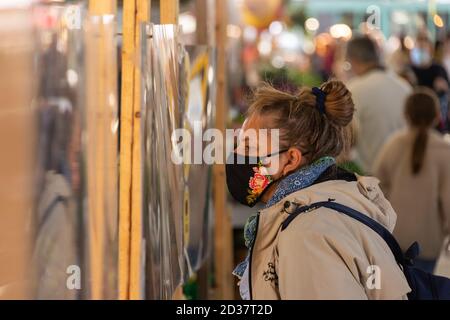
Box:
left=183, top=45, right=216, bottom=272
left=31, top=2, right=88, bottom=300
left=0, top=2, right=36, bottom=299
left=33, top=1, right=119, bottom=299
left=141, top=23, right=187, bottom=299
left=0, top=1, right=119, bottom=299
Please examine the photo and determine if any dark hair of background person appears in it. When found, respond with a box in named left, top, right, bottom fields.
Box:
left=404, top=87, right=440, bottom=174
left=346, top=35, right=380, bottom=65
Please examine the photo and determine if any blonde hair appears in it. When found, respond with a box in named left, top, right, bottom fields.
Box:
left=247, top=79, right=355, bottom=163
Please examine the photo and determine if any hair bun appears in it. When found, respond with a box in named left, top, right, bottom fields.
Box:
left=320, top=79, right=355, bottom=127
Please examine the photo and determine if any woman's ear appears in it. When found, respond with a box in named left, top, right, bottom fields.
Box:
left=281, top=148, right=303, bottom=176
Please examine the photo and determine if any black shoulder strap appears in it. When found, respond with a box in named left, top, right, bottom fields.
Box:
left=281, top=201, right=406, bottom=265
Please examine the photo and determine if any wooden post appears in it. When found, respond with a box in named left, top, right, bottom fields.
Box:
left=195, top=0, right=207, bottom=44
left=160, top=0, right=179, bottom=24
left=118, top=0, right=135, bottom=300
left=87, top=0, right=118, bottom=300
left=194, top=0, right=212, bottom=300
left=129, top=0, right=150, bottom=300
left=213, top=0, right=234, bottom=300
left=119, top=0, right=150, bottom=300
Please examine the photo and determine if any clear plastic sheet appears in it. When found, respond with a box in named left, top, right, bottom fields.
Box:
left=183, top=45, right=216, bottom=272
left=141, top=24, right=187, bottom=299
left=141, top=23, right=216, bottom=299
left=0, top=2, right=119, bottom=299
left=32, top=2, right=87, bottom=300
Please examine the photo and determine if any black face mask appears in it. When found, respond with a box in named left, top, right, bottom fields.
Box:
left=225, top=150, right=287, bottom=207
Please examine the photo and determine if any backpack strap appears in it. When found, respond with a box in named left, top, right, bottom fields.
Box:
left=281, top=200, right=407, bottom=266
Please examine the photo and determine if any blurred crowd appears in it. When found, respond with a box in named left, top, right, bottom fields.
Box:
left=338, top=34, right=450, bottom=273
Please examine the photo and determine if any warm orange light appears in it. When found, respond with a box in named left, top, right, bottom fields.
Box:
left=314, top=32, right=333, bottom=57
left=434, top=14, right=444, bottom=28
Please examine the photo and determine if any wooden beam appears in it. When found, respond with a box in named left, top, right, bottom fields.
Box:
left=89, top=1, right=116, bottom=13
left=213, top=0, right=234, bottom=300
left=160, top=0, right=179, bottom=24
left=87, top=0, right=118, bottom=300
left=194, top=0, right=213, bottom=300
left=195, top=0, right=208, bottom=44
left=129, top=0, right=150, bottom=300
left=119, top=0, right=151, bottom=300
left=119, top=0, right=136, bottom=300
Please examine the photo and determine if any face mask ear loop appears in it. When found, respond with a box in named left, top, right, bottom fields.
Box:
left=258, top=148, right=288, bottom=179
left=265, top=148, right=289, bottom=158
left=264, top=147, right=307, bottom=176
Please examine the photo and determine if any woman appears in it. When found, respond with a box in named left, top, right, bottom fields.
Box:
left=226, top=79, right=410, bottom=299
left=373, top=87, right=450, bottom=273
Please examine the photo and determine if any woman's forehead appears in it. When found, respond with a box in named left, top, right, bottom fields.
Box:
left=239, top=116, right=260, bottom=141
left=238, top=114, right=278, bottom=145
left=241, top=114, right=267, bottom=131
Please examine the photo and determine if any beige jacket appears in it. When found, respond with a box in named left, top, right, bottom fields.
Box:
left=249, top=176, right=411, bottom=299
left=373, top=130, right=450, bottom=259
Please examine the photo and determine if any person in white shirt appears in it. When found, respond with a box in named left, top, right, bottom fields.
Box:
left=346, top=36, right=412, bottom=173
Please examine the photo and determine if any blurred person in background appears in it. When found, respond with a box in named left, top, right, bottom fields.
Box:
left=438, top=33, right=450, bottom=131
left=439, top=32, right=450, bottom=78
left=410, top=35, right=449, bottom=132
left=346, top=35, right=412, bottom=173
left=373, top=88, right=450, bottom=273
left=411, top=35, right=449, bottom=90
left=387, top=34, right=417, bottom=87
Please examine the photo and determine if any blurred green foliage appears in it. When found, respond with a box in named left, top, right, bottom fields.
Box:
left=259, top=64, right=322, bottom=88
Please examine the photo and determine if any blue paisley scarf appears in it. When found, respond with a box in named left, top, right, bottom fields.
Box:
left=233, top=156, right=336, bottom=279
